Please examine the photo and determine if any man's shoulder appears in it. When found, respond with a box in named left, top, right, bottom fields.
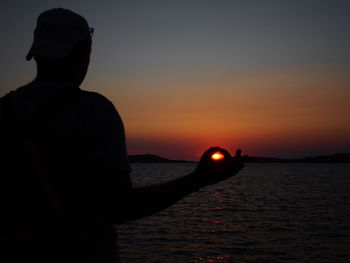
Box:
left=77, top=90, right=122, bottom=124
left=79, top=90, right=112, bottom=105
left=78, top=90, right=117, bottom=113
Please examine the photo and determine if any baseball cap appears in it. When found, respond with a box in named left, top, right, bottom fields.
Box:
left=26, top=8, right=93, bottom=61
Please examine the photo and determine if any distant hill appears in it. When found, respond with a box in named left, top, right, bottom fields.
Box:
left=291, top=153, right=350, bottom=163
left=128, top=154, right=194, bottom=163
left=239, top=153, right=350, bottom=163
left=128, top=153, right=350, bottom=163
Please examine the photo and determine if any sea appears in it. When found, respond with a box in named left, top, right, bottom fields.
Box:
left=117, top=163, right=350, bottom=263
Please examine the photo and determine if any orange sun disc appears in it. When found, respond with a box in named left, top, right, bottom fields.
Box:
left=211, top=152, right=224, bottom=161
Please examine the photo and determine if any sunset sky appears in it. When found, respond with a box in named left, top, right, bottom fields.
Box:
left=1, top=0, right=350, bottom=161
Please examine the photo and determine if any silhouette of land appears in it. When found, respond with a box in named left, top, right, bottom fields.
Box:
left=129, top=153, right=350, bottom=163
left=128, top=154, right=195, bottom=163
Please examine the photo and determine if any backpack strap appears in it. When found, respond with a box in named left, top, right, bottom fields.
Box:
left=0, top=86, right=82, bottom=217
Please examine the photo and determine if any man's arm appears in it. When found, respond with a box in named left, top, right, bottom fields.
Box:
left=110, top=147, right=244, bottom=225
left=114, top=171, right=202, bottom=225
left=83, top=96, right=243, bottom=224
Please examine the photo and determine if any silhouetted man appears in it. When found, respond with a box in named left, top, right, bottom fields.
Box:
left=3, top=8, right=243, bottom=263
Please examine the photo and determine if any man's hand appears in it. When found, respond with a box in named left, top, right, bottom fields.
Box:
left=192, top=147, right=244, bottom=187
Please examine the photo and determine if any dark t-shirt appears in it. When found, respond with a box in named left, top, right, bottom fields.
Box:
left=8, top=81, right=131, bottom=262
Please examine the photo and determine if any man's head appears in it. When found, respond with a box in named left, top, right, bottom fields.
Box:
left=27, top=8, right=93, bottom=86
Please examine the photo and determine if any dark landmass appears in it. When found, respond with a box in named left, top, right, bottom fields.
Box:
left=128, top=154, right=195, bottom=163
left=128, top=153, right=350, bottom=163
left=245, top=153, right=350, bottom=163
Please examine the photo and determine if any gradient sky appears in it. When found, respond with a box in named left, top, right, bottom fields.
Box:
left=1, top=0, right=350, bottom=160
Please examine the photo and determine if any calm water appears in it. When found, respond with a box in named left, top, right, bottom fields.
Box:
left=117, top=163, right=350, bottom=263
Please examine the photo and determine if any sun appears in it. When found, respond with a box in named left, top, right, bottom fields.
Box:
left=211, top=152, right=224, bottom=161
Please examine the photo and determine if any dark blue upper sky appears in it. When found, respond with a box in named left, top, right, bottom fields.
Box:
left=1, top=0, right=349, bottom=90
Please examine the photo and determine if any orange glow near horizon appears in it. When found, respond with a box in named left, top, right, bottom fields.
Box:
left=91, top=67, right=350, bottom=160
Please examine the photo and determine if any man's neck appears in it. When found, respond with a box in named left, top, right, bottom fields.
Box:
left=34, top=74, right=80, bottom=86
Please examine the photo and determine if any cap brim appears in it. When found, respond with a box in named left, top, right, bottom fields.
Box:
left=26, top=46, right=34, bottom=61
